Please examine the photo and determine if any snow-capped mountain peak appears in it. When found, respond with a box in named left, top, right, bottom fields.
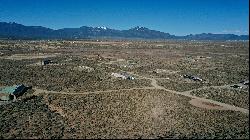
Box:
left=97, top=26, right=107, bottom=30
left=130, top=26, right=149, bottom=31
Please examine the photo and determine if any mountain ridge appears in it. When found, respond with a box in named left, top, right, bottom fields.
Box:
left=0, top=22, right=248, bottom=40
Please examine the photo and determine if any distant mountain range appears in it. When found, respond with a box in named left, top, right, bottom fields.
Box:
left=0, top=22, right=248, bottom=40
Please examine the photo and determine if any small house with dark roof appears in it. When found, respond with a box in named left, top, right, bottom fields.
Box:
left=0, top=85, right=32, bottom=101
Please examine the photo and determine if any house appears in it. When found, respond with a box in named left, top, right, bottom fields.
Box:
left=0, top=85, right=32, bottom=101
left=127, top=76, right=135, bottom=80
left=183, top=74, right=203, bottom=82
left=77, top=66, right=94, bottom=72
left=42, top=59, right=52, bottom=65
left=230, top=85, right=242, bottom=89
left=120, top=72, right=135, bottom=80
left=240, top=80, right=249, bottom=85
left=111, top=73, right=127, bottom=79
left=13, top=85, right=32, bottom=97
left=111, top=72, right=135, bottom=80
left=191, top=76, right=203, bottom=82
left=183, top=75, right=192, bottom=79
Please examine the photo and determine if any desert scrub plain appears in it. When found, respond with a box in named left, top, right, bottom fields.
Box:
left=190, top=87, right=249, bottom=109
left=0, top=90, right=248, bottom=139
left=0, top=39, right=249, bottom=139
left=0, top=56, right=151, bottom=92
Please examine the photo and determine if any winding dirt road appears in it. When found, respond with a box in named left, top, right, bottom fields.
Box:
left=130, top=72, right=249, bottom=114
left=29, top=72, right=249, bottom=114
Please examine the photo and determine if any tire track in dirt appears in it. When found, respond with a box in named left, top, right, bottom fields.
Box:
left=32, top=72, right=248, bottom=114
left=129, top=72, right=249, bottom=114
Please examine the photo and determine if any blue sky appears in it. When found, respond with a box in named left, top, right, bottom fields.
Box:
left=0, top=0, right=249, bottom=35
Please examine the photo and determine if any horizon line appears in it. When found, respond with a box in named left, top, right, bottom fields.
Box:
left=1, top=21, right=249, bottom=36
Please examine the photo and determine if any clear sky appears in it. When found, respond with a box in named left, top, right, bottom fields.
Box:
left=0, top=0, right=249, bottom=35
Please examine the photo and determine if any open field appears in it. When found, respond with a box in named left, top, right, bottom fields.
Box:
left=0, top=39, right=249, bottom=139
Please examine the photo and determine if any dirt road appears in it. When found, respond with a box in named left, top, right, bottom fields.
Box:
left=129, top=72, right=249, bottom=114
left=8, top=71, right=248, bottom=114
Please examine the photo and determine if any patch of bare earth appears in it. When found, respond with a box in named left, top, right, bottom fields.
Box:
left=189, top=98, right=228, bottom=110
